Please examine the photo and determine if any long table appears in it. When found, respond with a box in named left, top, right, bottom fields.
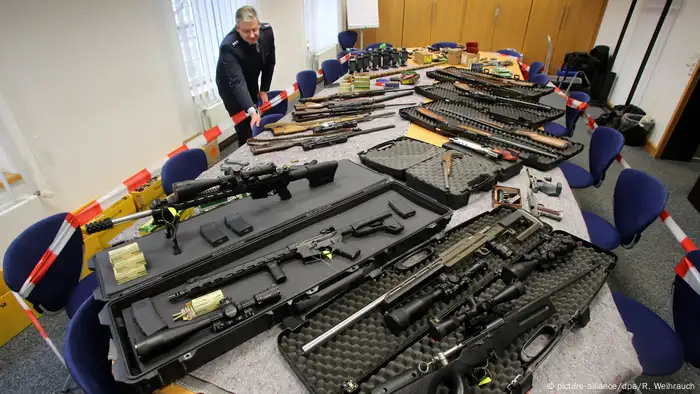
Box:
left=181, top=62, right=643, bottom=393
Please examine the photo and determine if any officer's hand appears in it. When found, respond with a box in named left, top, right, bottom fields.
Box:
left=258, top=91, right=269, bottom=103
left=250, top=111, right=261, bottom=128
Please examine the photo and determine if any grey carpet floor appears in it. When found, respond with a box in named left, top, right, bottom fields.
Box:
left=2, top=91, right=699, bottom=394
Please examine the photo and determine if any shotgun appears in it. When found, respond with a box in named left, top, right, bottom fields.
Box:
left=454, top=82, right=555, bottom=111
left=437, top=107, right=570, bottom=150
left=248, top=125, right=396, bottom=154
left=416, top=107, right=558, bottom=159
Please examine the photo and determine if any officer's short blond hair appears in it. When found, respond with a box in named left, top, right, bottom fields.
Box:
left=235, top=6, right=258, bottom=26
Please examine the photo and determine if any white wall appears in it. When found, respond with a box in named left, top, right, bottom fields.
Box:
left=0, top=0, right=200, bottom=211
left=594, top=0, right=699, bottom=147
left=0, top=196, right=57, bottom=267
left=259, top=0, right=309, bottom=90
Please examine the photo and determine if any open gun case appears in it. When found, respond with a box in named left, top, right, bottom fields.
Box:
left=92, top=160, right=454, bottom=391
left=358, top=137, right=523, bottom=209
left=426, top=67, right=554, bottom=100
left=414, top=82, right=565, bottom=128
left=398, top=102, right=584, bottom=171
left=277, top=206, right=617, bottom=394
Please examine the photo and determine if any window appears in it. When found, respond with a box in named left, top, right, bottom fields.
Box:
left=171, top=0, right=260, bottom=108
left=304, top=0, right=341, bottom=57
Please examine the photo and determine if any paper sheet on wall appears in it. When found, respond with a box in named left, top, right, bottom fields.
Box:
left=347, top=0, right=379, bottom=29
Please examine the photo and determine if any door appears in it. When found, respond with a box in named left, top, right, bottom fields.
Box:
left=491, top=0, right=534, bottom=53
left=550, top=0, right=607, bottom=74
left=460, top=0, right=499, bottom=51
left=430, top=0, right=467, bottom=45
left=402, top=0, right=435, bottom=47
left=521, top=0, right=568, bottom=66
left=375, top=0, right=406, bottom=47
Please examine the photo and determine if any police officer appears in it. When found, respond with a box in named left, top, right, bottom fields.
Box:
left=216, top=6, right=275, bottom=144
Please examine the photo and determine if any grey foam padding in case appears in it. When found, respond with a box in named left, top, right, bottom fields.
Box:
left=358, top=138, right=446, bottom=180
left=399, top=101, right=584, bottom=171
left=277, top=207, right=615, bottom=394
left=405, top=146, right=522, bottom=210
left=414, top=82, right=565, bottom=127
left=426, top=67, right=553, bottom=100
left=359, top=137, right=522, bottom=209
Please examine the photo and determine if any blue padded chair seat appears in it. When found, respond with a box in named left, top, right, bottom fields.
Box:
left=582, top=211, right=621, bottom=251
left=559, top=161, right=594, bottom=189
left=543, top=122, right=569, bottom=137
left=65, top=273, right=98, bottom=319
left=613, top=292, right=685, bottom=376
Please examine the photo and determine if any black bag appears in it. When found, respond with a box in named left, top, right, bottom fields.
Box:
left=596, top=104, right=646, bottom=130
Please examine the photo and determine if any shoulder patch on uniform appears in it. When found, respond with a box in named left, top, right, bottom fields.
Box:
left=260, top=23, right=271, bottom=30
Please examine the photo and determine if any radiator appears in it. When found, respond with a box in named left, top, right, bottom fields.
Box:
left=199, top=101, right=236, bottom=143
left=313, top=45, right=339, bottom=71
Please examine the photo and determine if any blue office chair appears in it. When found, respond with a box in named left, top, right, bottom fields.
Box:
left=673, top=255, right=700, bottom=369
left=258, top=90, right=287, bottom=117
left=161, top=149, right=208, bottom=195
left=253, top=113, right=285, bottom=137
left=3, top=213, right=96, bottom=318
left=321, top=59, right=342, bottom=85
left=582, top=169, right=668, bottom=251
left=64, top=296, right=129, bottom=394
left=559, top=127, right=625, bottom=189
left=543, top=91, right=590, bottom=137
left=613, top=290, right=685, bottom=376
left=612, top=252, right=700, bottom=377
left=530, top=73, right=550, bottom=85
left=496, top=49, right=521, bottom=59
left=338, top=51, right=351, bottom=76
left=366, top=42, right=393, bottom=50
left=528, top=62, right=544, bottom=81
left=296, top=70, right=318, bottom=99
left=338, top=30, right=358, bottom=50
left=432, top=42, right=458, bottom=49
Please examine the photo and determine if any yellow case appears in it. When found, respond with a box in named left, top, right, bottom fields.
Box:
left=0, top=291, right=40, bottom=347
left=130, top=177, right=165, bottom=210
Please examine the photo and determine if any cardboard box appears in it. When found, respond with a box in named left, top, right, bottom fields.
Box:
left=131, top=177, right=165, bottom=210
left=447, top=49, right=464, bottom=65
left=413, top=51, right=433, bottom=65
left=202, top=139, right=220, bottom=168
left=0, top=291, right=40, bottom=347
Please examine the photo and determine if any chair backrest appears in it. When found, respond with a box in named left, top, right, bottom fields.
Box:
left=253, top=113, right=285, bottom=137
left=296, top=70, right=318, bottom=99
left=366, top=42, right=393, bottom=50
left=337, top=51, right=350, bottom=75
left=321, top=59, right=342, bottom=85
left=3, top=213, right=83, bottom=313
left=64, top=296, right=126, bottom=394
left=614, top=168, right=668, bottom=248
left=589, top=126, right=625, bottom=187
left=564, top=91, right=590, bottom=136
left=432, top=42, right=458, bottom=49
left=338, top=30, right=358, bottom=50
left=528, top=62, right=544, bottom=81
left=496, top=49, right=521, bottom=59
left=530, top=74, right=549, bottom=85
left=673, top=251, right=700, bottom=368
left=161, top=149, right=209, bottom=195
left=259, top=90, right=287, bottom=117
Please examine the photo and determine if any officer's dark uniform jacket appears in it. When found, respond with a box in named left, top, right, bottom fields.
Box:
left=216, top=23, right=275, bottom=116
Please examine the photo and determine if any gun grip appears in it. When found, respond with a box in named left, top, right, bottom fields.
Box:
left=333, top=244, right=361, bottom=260
left=267, top=262, right=287, bottom=283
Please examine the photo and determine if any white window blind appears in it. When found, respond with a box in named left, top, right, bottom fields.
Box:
left=172, top=0, right=260, bottom=108
left=304, top=0, right=341, bottom=55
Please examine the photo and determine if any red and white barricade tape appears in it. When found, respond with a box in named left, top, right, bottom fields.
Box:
left=18, top=81, right=302, bottom=298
